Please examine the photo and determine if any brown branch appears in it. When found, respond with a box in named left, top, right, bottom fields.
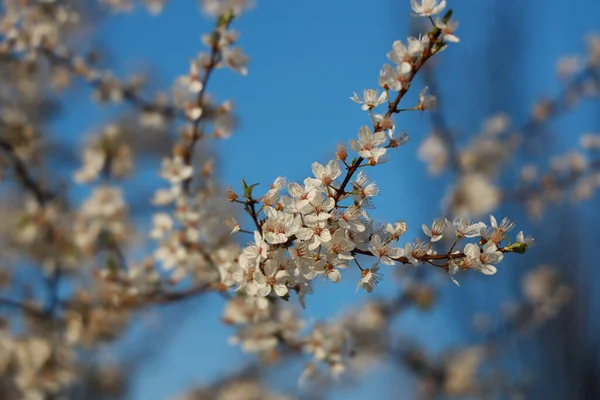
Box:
left=333, top=23, right=444, bottom=203
left=0, top=296, right=48, bottom=319
left=0, top=136, right=55, bottom=205
left=182, top=16, right=235, bottom=194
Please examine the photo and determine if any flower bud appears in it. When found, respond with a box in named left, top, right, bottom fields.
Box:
left=225, top=186, right=238, bottom=202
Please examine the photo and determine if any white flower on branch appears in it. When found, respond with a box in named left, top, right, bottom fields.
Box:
left=422, top=218, right=446, bottom=242
left=296, top=221, right=332, bottom=250
left=159, top=156, right=193, bottom=185
left=312, top=259, right=346, bottom=283
left=338, top=206, right=366, bottom=233
left=176, top=61, right=203, bottom=93
left=387, top=38, right=424, bottom=71
left=448, top=217, right=485, bottom=238
left=287, top=180, right=317, bottom=212
left=253, top=258, right=290, bottom=297
left=379, top=63, right=410, bottom=91
left=435, top=16, right=460, bottom=43
left=349, top=126, right=387, bottom=164
left=307, top=160, right=341, bottom=189
left=385, top=220, right=408, bottom=240
left=356, top=264, right=383, bottom=293
left=463, top=242, right=503, bottom=276
left=387, top=129, right=410, bottom=148
left=223, top=215, right=241, bottom=234
left=201, top=0, right=254, bottom=18
left=482, top=215, right=515, bottom=244
left=262, top=206, right=299, bottom=244
left=416, top=86, right=438, bottom=112
left=303, top=192, right=335, bottom=224
left=222, top=47, right=249, bottom=75
left=150, top=213, right=173, bottom=239
left=410, top=0, right=446, bottom=17
left=404, top=238, right=432, bottom=265
left=242, top=231, right=269, bottom=266
left=350, top=89, right=387, bottom=111
left=368, top=234, right=404, bottom=265
left=324, top=229, right=355, bottom=260
left=352, top=171, right=379, bottom=200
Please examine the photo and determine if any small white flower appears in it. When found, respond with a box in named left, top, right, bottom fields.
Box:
left=338, top=206, right=366, bottom=233
left=388, top=129, right=410, bottom=148
left=368, top=234, right=404, bottom=265
left=352, top=171, right=379, bottom=200
left=434, top=17, right=460, bottom=43
left=350, top=89, right=387, bottom=110
left=349, top=126, right=387, bottom=163
left=242, top=231, right=269, bottom=265
left=386, top=40, right=416, bottom=73
left=464, top=242, right=502, bottom=275
left=324, top=229, right=355, bottom=260
left=416, top=86, right=438, bottom=112
left=152, top=186, right=181, bottom=205
left=224, top=216, right=241, bottom=234
left=410, top=0, right=446, bottom=17
left=222, top=47, right=249, bottom=75
left=296, top=221, right=332, bottom=250
left=449, top=259, right=460, bottom=286
left=253, top=259, right=289, bottom=297
left=304, top=192, right=335, bottom=224
left=483, top=215, right=515, bottom=243
left=422, top=218, right=446, bottom=242
left=379, top=64, right=410, bottom=91
left=288, top=181, right=317, bottom=211
left=479, top=241, right=503, bottom=274
left=150, top=213, right=173, bottom=239
left=74, top=148, right=105, bottom=183
left=448, top=217, right=485, bottom=238
left=154, top=236, right=187, bottom=270
left=307, top=160, right=341, bottom=188
left=356, top=264, right=383, bottom=293
left=262, top=207, right=299, bottom=244
left=419, top=134, right=448, bottom=175
left=313, top=259, right=345, bottom=283
left=160, top=156, right=193, bottom=185
left=176, top=61, right=204, bottom=93
left=404, top=239, right=430, bottom=264
left=516, top=231, right=534, bottom=246
left=385, top=220, right=408, bottom=240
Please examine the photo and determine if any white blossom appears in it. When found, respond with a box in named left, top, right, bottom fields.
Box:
left=410, top=0, right=446, bottom=17
left=349, top=126, right=387, bottom=163
left=350, top=89, right=387, bottom=110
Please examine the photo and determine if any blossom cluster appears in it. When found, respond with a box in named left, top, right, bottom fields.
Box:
left=0, top=0, right=571, bottom=397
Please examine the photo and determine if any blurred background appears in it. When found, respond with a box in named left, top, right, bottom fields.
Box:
left=1, top=0, right=599, bottom=399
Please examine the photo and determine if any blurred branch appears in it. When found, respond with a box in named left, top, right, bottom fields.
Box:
left=505, top=158, right=600, bottom=203
left=40, top=44, right=179, bottom=119
left=181, top=16, right=236, bottom=194
left=421, top=62, right=462, bottom=173
left=0, top=134, right=55, bottom=205
left=520, top=66, right=600, bottom=135
left=0, top=296, right=47, bottom=319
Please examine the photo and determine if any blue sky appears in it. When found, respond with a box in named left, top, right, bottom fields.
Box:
left=51, top=0, right=600, bottom=398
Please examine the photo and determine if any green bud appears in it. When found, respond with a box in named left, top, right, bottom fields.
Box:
left=241, top=178, right=259, bottom=199
left=443, top=9, right=453, bottom=23
left=505, top=242, right=528, bottom=254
